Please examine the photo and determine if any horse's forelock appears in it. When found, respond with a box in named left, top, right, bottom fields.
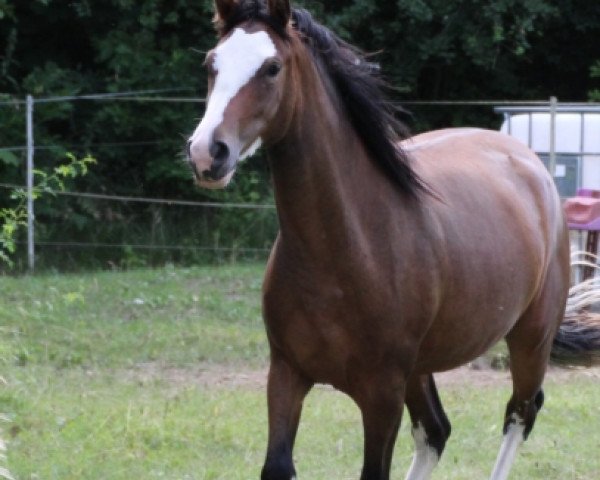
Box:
left=215, top=0, right=289, bottom=39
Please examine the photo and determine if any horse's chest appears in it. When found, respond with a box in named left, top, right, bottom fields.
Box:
left=263, top=280, right=407, bottom=387
left=263, top=285, right=363, bottom=383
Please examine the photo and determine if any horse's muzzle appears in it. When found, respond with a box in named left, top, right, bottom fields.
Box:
left=186, top=138, right=236, bottom=188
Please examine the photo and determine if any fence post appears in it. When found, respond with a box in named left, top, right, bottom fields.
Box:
left=26, top=95, right=35, bottom=272
left=548, top=96, right=558, bottom=177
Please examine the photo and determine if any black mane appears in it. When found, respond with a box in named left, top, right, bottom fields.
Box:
left=220, top=2, right=425, bottom=198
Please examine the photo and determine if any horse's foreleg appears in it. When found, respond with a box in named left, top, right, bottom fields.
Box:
left=404, top=374, right=450, bottom=480
left=356, top=376, right=406, bottom=480
left=261, top=352, right=312, bottom=480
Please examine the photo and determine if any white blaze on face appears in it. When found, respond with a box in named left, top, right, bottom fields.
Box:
left=189, top=28, right=276, bottom=161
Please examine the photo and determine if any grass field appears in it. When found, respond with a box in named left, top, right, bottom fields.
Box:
left=1, top=265, right=599, bottom=479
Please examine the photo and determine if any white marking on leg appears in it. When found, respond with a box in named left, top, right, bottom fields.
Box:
left=189, top=29, right=276, bottom=155
left=405, top=422, right=439, bottom=480
left=489, top=414, right=526, bottom=480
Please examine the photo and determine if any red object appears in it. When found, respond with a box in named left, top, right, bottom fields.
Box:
left=564, top=196, right=600, bottom=228
left=564, top=189, right=600, bottom=280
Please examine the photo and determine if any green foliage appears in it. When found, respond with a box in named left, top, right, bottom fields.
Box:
left=590, top=60, right=600, bottom=101
left=340, top=1, right=597, bottom=106
left=0, top=198, right=26, bottom=266
left=0, top=154, right=95, bottom=267
left=1, top=1, right=599, bottom=270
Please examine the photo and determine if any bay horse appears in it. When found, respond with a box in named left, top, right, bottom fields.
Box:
left=185, top=1, right=599, bottom=478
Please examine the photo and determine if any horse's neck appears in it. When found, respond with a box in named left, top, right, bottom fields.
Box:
left=267, top=70, right=397, bottom=262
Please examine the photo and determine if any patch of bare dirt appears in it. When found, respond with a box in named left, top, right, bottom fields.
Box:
left=123, top=362, right=268, bottom=389
left=121, top=362, right=600, bottom=390
left=436, top=363, right=600, bottom=388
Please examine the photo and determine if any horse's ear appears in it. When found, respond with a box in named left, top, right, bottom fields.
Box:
left=214, top=0, right=238, bottom=27
left=268, top=0, right=291, bottom=28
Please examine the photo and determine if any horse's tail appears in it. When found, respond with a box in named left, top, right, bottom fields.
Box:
left=551, top=258, right=600, bottom=365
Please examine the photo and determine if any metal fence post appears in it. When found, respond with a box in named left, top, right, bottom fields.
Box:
left=26, top=95, right=35, bottom=272
left=548, top=96, right=557, bottom=177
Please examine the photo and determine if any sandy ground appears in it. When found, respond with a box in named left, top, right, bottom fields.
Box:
left=125, top=362, right=600, bottom=390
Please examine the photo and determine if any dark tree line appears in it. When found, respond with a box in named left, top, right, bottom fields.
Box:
left=0, top=0, right=599, bottom=269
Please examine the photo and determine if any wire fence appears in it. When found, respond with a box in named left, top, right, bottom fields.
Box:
left=1, top=91, right=599, bottom=272
left=0, top=90, right=281, bottom=271
left=0, top=183, right=275, bottom=209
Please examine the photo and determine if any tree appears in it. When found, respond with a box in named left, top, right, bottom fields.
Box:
left=311, top=0, right=600, bottom=102
left=292, top=1, right=600, bottom=131
left=1, top=0, right=599, bottom=269
left=590, top=61, right=600, bottom=101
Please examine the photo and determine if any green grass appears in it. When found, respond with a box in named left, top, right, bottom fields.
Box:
left=1, top=266, right=599, bottom=479
left=0, top=265, right=267, bottom=369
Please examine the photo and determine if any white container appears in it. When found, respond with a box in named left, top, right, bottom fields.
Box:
left=495, top=106, right=600, bottom=196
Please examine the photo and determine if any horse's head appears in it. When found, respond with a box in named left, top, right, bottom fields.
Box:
left=187, top=0, right=294, bottom=189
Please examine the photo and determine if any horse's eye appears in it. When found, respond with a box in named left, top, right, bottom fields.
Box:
left=265, top=62, right=281, bottom=78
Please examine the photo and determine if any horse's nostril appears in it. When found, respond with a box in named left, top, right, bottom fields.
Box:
left=209, top=141, right=229, bottom=163
left=186, top=140, right=193, bottom=159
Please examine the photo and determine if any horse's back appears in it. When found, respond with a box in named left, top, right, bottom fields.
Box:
left=404, top=128, right=553, bottom=199
left=403, top=128, right=565, bottom=251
